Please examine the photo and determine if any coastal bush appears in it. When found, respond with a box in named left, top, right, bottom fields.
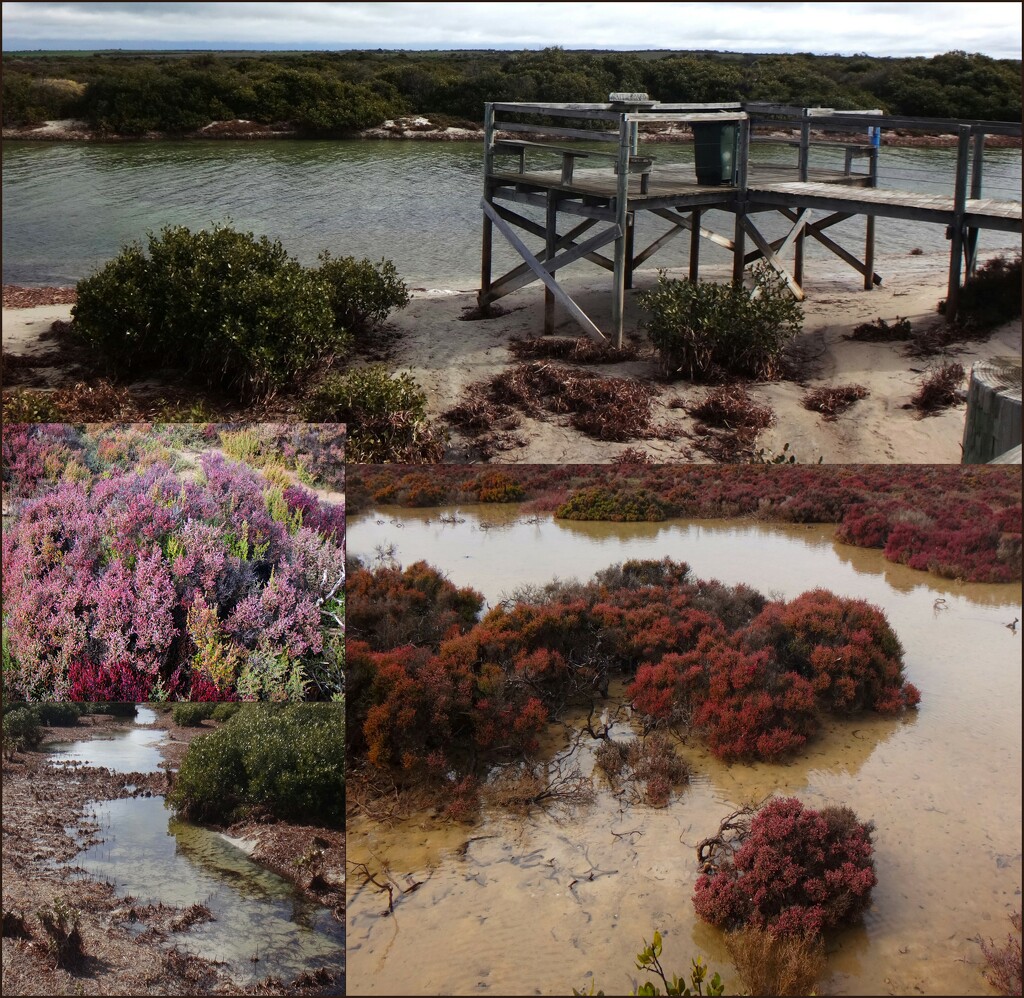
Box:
left=939, top=255, right=1022, bottom=330
left=316, top=252, right=410, bottom=334
left=693, top=796, right=877, bottom=938
left=172, top=703, right=215, bottom=727
left=71, top=225, right=352, bottom=399
left=641, top=267, right=803, bottom=381
left=168, top=703, right=344, bottom=825
left=2, top=706, right=42, bottom=755
left=34, top=703, right=82, bottom=727
left=210, top=702, right=241, bottom=722
left=555, top=485, right=667, bottom=522
left=301, top=365, right=446, bottom=463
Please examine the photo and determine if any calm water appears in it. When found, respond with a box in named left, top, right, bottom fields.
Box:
left=347, top=507, right=1022, bottom=997
left=49, top=706, right=165, bottom=773
left=72, top=796, right=343, bottom=986
left=49, top=708, right=342, bottom=989
left=3, top=140, right=1020, bottom=287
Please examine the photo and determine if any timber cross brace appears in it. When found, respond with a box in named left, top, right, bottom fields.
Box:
left=477, top=99, right=1022, bottom=348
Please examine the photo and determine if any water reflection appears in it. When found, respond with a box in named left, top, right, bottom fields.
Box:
left=49, top=707, right=166, bottom=774
left=73, top=796, right=342, bottom=983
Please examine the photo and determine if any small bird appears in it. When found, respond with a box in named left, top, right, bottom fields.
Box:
left=1006, top=617, right=1018, bottom=633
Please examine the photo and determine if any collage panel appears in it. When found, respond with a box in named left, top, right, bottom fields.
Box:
left=1, top=6, right=1021, bottom=997
left=344, top=463, right=1021, bottom=996
left=1, top=423, right=345, bottom=995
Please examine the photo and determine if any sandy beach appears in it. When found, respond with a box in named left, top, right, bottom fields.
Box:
left=3, top=249, right=1020, bottom=464
left=387, top=249, right=1022, bottom=464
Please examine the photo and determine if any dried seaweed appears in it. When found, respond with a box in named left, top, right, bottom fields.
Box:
left=802, top=383, right=869, bottom=420
left=508, top=336, right=638, bottom=364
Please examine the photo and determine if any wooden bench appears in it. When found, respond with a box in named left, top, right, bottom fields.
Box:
left=494, top=139, right=655, bottom=192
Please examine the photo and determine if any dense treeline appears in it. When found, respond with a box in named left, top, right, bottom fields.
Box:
left=3, top=47, right=1020, bottom=134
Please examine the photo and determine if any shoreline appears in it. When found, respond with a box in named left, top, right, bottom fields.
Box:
left=4, top=117, right=1021, bottom=148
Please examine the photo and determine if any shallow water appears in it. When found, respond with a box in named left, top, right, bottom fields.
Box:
left=71, top=795, right=343, bottom=984
left=48, top=706, right=166, bottom=773
left=347, top=507, right=1023, bottom=996
left=3, top=140, right=1020, bottom=287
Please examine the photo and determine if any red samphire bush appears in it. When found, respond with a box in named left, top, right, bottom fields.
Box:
left=693, top=796, right=877, bottom=938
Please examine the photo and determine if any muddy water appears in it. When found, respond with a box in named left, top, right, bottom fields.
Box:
left=49, top=706, right=166, bottom=773
left=71, top=796, right=343, bottom=984
left=347, top=507, right=1023, bottom=997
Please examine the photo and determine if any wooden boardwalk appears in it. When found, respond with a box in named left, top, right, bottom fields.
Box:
left=479, top=99, right=1023, bottom=344
left=750, top=180, right=1022, bottom=232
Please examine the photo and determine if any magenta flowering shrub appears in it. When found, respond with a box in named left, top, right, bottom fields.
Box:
left=282, top=485, right=345, bottom=542
left=2, top=432, right=344, bottom=701
left=693, top=796, right=877, bottom=938
left=1, top=423, right=94, bottom=500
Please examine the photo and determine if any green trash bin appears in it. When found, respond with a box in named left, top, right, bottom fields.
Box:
left=692, top=121, right=738, bottom=185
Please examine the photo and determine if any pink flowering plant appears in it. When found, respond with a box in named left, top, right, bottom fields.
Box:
left=2, top=424, right=344, bottom=701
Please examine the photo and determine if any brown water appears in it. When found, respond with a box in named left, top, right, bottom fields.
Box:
left=347, top=507, right=1022, bottom=996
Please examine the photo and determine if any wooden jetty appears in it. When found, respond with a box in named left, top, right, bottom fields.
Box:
left=478, top=98, right=1022, bottom=346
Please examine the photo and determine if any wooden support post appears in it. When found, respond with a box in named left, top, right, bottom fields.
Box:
left=625, top=213, right=636, bottom=290
left=689, top=208, right=701, bottom=282
left=864, top=142, right=878, bottom=291
left=611, top=118, right=631, bottom=348
left=966, top=131, right=985, bottom=276
left=795, top=113, right=810, bottom=284
left=945, top=124, right=971, bottom=324
left=480, top=103, right=495, bottom=302
left=732, top=117, right=750, bottom=284
left=544, top=191, right=558, bottom=334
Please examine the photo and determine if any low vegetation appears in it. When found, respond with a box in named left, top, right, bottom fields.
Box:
left=910, top=361, right=965, bottom=415
left=641, top=268, right=803, bottom=382
left=980, top=911, right=1023, bottom=996
left=801, top=383, right=870, bottom=420
left=71, top=224, right=409, bottom=403
left=694, top=797, right=877, bottom=937
left=168, top=703, right=344, bottom=825
left=348, top=558, right=919, bottom=798
left=300, top=365, right=445, bottom=463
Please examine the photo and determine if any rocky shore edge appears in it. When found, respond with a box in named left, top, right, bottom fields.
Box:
left=5, top=115, right=1020, bottom=147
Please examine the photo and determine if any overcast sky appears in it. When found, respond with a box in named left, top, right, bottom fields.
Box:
left=2, top=2, right=1021, bottom=58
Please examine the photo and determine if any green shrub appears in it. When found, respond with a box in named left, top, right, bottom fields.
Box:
left=301, top=365, right=445, bottom=462
left=35, top=704, right=82, bottom=727
left=210, top=702, right=241, bottom=723
left=168, top=703, right=343, bottom=825
left=641, top=267, right=803, bottom=381
left=172, top=702, right=215, bottom=727
left=1, top=389, right=61, bottom=423
left=72, top=225, right=345, bottom=399
left=939, top=254, right=1022, bottom=330
left=317, top=252, right=410, bottom=335
left=101, top=703, right=139, bottom=718
left=3, top=706, right=42, bottom=754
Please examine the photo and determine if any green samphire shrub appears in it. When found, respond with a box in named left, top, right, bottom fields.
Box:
left=168, top=703, right=343, bottom=825
left=641, top=266, right=803, bottom=382
left=72, top=225, right=410, bottom=401
left=301, top=364, right=445, bottom=463
left=171, top=702, right=216, bottom=727
left=316, top=252, right=411, bottom=336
